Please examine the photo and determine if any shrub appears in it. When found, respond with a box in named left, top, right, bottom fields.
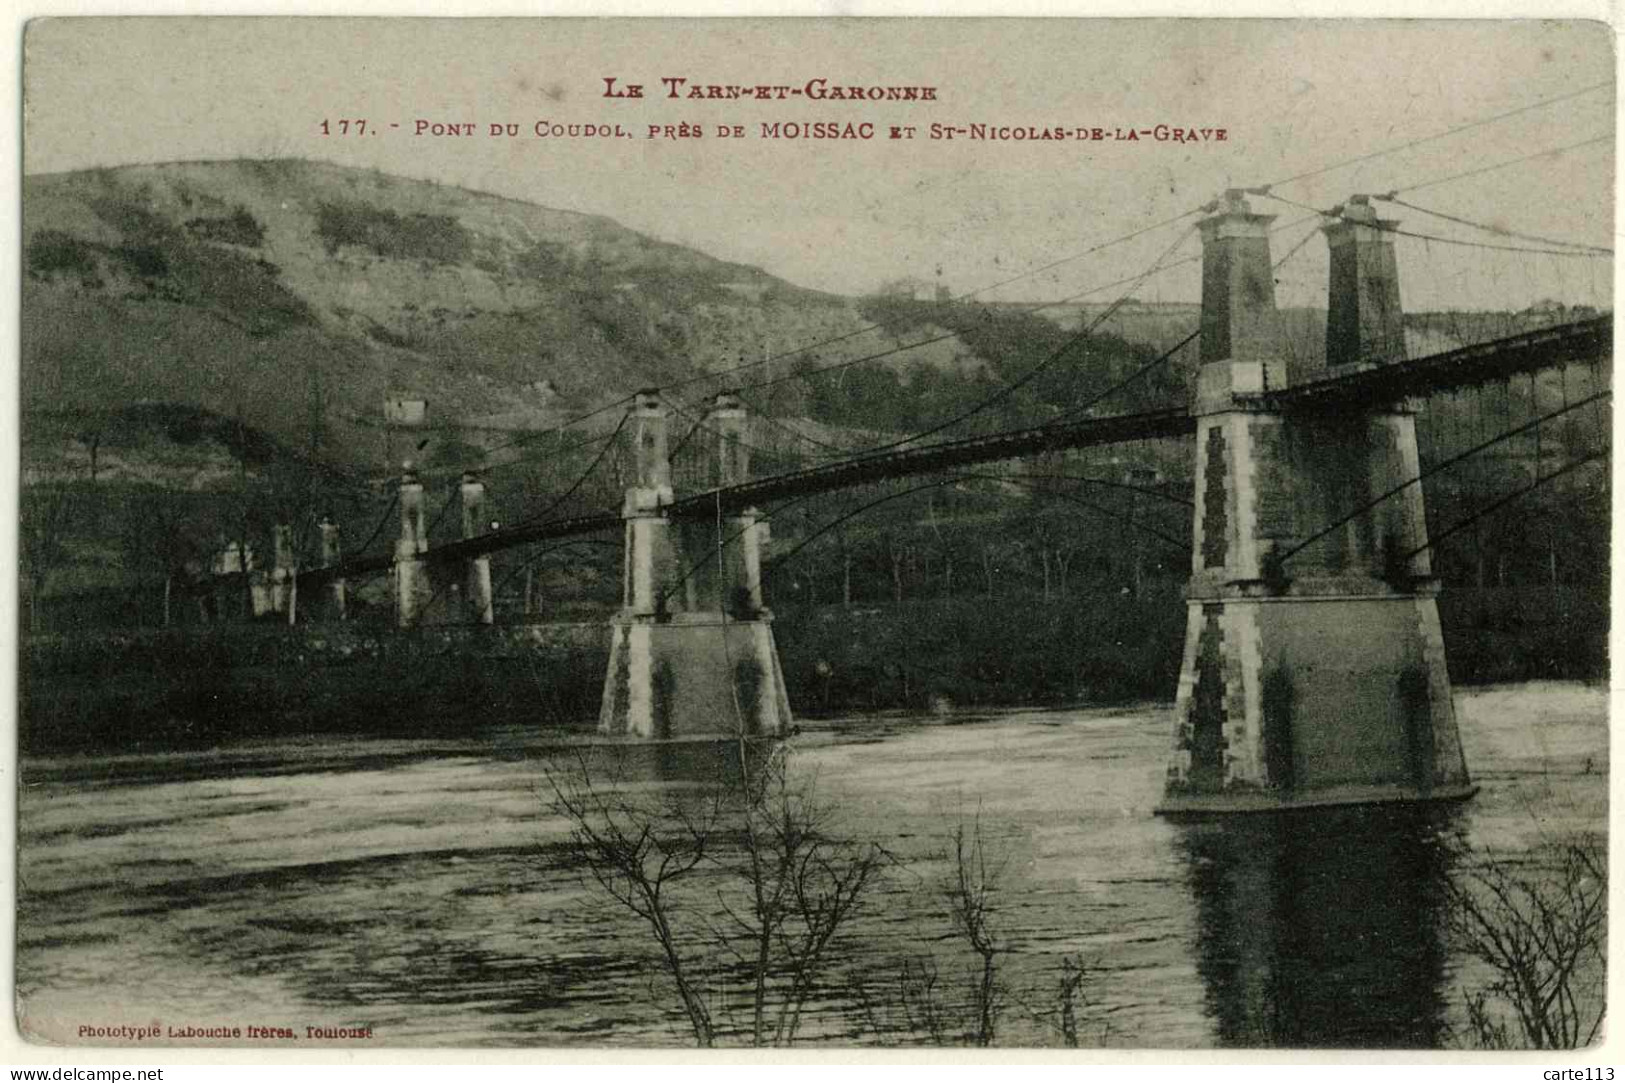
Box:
left=185, top=206, right=266, bottom=247
left=314, top=199, right=473, bottom=264
left=1446, top=832, right=1606, bottom=1049
left=26, top=230, right=102, bottom=285
left=113, top=243, right=169, bottom=278
left=514, top=240, right=572, bottom=279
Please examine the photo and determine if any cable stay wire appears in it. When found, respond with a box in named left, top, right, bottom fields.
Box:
left=1403, top=444, right=1611, bottom=562
left=664, top=411, right=710, bottom=464
left=413, top=87, right=1611, bottom=483
left=476, top=393, right=639, bottom=460
left=1266, top=214, right=1330, bottom=271
left=747, top=466, right=1194, bottom=601
left=504, top=413, right=631, bottom=531
left=663, top=397, right=785, bottom=462
left=423, top=486, right=462, bottom=542
left=1382, top=226, right=1609, bottom=260
left=796, top=124, right=1609, bottom=460
left=1391, top=133, right=1614, bottom=197
left=669, top=224, right=1211, bottom=434
left=1260, top=82, right=1614, bottom=191
left=730, top=394, right=851, bottom=454
left=379, top=87, right=1614, bottom=541
left=749, top=212, right=1315, bottom=464
left=647, top=463, right=1056, bottom=611
left=1276, top=387, right=1611, bottom=566
left=486, top=537, right=624, bottom=619
left=422, top=408, right=648, bottom=491
left=1376, top=196, right=1614, bottom=255
left=1041, top=330, right=1200, bottom=429
left=1256, top=189, right=1612, bottom=259
left=978, top=475, right=1193, bottom=552
left=349, top=487, right=401, bottom=557
left=654, top=483, right=887, bottom=611
left=715, top=249, right=1200, bottom=423
left=755, top=476, right=978, bottom=590
left=842, top=222, right=1203, bottom=456
left=409, top=504, right=624, bottom=623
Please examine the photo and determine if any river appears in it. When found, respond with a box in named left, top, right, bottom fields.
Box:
left=16, top=680, right=1607, bottom=1048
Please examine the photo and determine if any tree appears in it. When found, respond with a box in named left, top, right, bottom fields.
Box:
left=547, top=747, right=888, bottom=1046
left=547, top=754, right=722, bottom=1044
left=944, top=816, right=1005, bottom=1046
left=117, top=487, right=212, bottom=627
left=1446, top=832, right=1606, bottom=1049
left=20, top=482, right=77, bottom=634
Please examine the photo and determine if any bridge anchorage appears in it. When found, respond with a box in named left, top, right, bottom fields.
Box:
left=1159, top=191, right=1475, bottom=815
left=597, top=390, right=793, bottom=739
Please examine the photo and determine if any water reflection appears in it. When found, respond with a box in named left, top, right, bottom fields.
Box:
left=1176, top=804, right=1459, bottom=1048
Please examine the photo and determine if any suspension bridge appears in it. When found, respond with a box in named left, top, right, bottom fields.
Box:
left=243, top=96, right=1611, bottom=814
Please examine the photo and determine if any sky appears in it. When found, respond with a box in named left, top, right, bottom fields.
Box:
left=21, top=18, right=1617, bottom=311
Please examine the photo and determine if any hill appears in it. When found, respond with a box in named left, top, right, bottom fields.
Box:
left=22, top=160, right=890, bottom=476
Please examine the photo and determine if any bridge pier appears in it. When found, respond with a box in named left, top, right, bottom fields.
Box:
left=1159, top=191, right=1472, bottom=814
left=395, top=465, right=432, bottom=627
left=599, top=390, right=792, bottom=739
left=269, top=524, right=296, bottom=621
left=461, top=472, right=494, bottom=624
left=319, top=516, right=347, bottom=621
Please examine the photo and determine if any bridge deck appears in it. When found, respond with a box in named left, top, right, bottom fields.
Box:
left=1255, top=316, right=1610, bottom=411
left=306, top=316, right=1609, bottom=583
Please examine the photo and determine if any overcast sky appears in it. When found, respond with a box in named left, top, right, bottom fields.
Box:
left=23, top=18, right=1616, bottom=310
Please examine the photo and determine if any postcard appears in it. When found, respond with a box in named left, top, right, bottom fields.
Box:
left=14, top=16, right=1614, bottom=1054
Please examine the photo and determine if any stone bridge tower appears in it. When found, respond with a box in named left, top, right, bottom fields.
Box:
left=1161, top=190, right=1473, bottom=812
left=392, top=464, right=497, bottom=627
left=599, top=390, right=793, bottom=739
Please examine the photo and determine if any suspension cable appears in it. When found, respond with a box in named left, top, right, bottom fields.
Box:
left=851, top=222, right=1202, bottom=456
left=1264, top=85, right=1613, bottom=190
left=1377, top=196, right=1613, bottom=255
left=958, top=474, right=1193, bottom=552
left=1392, top=132, right=1614, bottom=197
left=486, top=537, right=624, bottom=617
left=1276, top=388, right=1611, bottom=566
left=351, top=487, right=400, bottom=556
left=505, top=413, right=631, bottom=531
left=1404, top=446, right=1610, bottom=562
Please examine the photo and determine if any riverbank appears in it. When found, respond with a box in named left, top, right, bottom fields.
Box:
left=18, top=586, right=1604, bottom=754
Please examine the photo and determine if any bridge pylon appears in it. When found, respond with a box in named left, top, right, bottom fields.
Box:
left=390, top=465, right=498, bottom=627
left=394, top=464, right=432, bottom=626
left=460, top=471, right=494, bottom=624
left=318, top=515, right=347, bottom=621
left=1159, top=190, right=1473, bottom=814
left=599, top=390, right=792, bottom=739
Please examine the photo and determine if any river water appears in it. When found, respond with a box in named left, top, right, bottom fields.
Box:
left=16, top=680, right=1607, bottom=1049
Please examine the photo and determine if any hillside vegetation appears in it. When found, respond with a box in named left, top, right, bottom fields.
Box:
left=22, top=160, right=871, bottom=475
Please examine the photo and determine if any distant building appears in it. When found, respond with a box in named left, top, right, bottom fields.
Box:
left=384, top=394, right=428, bottom=426
left=879, top=277, right=936, bottom=302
